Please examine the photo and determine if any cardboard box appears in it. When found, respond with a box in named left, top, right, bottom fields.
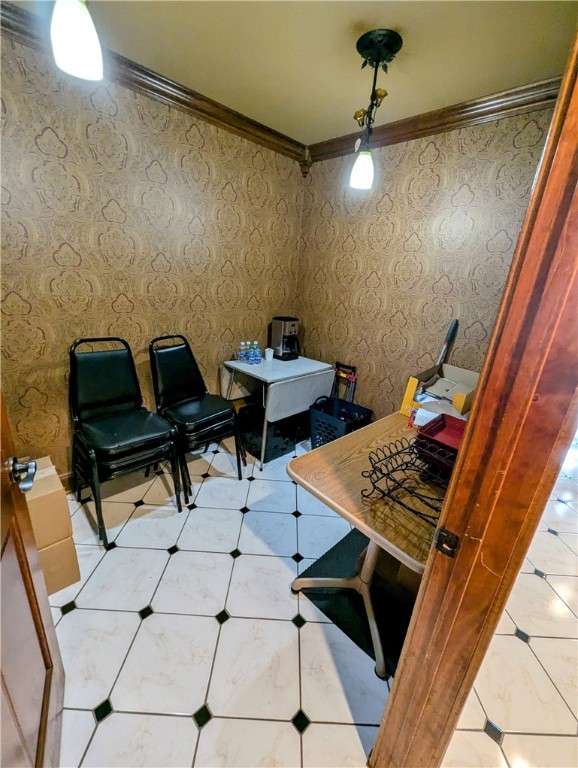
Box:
left=25, top=456, right=72, bottom=550
left=401, top=364, right=479, bottom=418
left=38, top=536, right=80, bottom=596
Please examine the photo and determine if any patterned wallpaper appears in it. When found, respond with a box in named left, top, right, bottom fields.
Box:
left=1, top=39, right=551, bottom=474
left=1, top=40, right=303, bottom=472
left=298, top=110, right=552, bottom=418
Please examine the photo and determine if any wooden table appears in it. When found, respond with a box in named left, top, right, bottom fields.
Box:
left=288, top=412, right=439, bottom=677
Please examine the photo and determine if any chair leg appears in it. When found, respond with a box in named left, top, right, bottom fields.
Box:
left=170, top=447, right=182, bottom=513
left=178, top=452, right=190, bottom=506
left=88, top=455, right=109, bottom=549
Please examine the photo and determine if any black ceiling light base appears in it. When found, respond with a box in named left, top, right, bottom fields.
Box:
left=356, top=29, right=403, bottom=71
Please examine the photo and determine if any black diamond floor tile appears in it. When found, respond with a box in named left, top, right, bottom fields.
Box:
left=61, top=600, right=77, bottom=616
left=139, top=605, right=154, bottom=620
left=292, top=614, right=306, bottom=628
left=291, top=709, right=310, bottom=733
left=484, top=719, right=504, bottom=745
left=94, top=698, right=113, bottom=723
left=193, top=705, right=212, bottom=728
left=215, top=609, right=230, bottom=624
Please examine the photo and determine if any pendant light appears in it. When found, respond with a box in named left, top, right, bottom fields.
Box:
left=349, top=29, right=403, bottom=190
left=50, top=0, right=103, bottom=81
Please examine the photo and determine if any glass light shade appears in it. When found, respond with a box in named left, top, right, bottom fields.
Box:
left=349, top=150, right=374, bottom=190
left=51, top=0, right=103, bottom=81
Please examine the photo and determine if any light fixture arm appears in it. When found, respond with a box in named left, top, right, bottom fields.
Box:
left=360, top=60, right=381, bottom=149
left=353, top=29, right=403, bottom=150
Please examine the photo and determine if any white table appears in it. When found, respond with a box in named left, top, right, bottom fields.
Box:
left=224, top=356, right=333, bottom=387
left=223, top=356, right=334, bottom=468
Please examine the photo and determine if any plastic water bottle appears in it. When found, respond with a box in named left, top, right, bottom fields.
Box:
left=238, top=341, right=246, bottom=363
left=253, top=340, right=261, bottom=365
left=246, top=340, right=254, bottom=365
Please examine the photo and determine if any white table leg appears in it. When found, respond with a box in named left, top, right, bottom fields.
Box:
left=291, top=539, right=387, bottom=678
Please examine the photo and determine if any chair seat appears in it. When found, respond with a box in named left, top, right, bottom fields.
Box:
left=165, top=394, right=235, bottom=436
left=79, top=409, right=173, bottom=456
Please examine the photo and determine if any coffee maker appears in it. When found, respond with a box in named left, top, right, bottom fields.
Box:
left=271, top=316, right=300, bottom=361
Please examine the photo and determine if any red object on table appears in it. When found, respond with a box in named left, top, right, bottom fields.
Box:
left=417, top=414, right=465, bottom=452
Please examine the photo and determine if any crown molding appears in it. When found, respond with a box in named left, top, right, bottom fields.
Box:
left=0, top=2, right=307, bottom=163
left=1, top=2, right=560, bottom=168
left=309, top=77, right=561, bottom=162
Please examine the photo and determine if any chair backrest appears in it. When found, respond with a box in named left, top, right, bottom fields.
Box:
left=265, top=368, right=334, bottom=424
left=69, top=337, right=143, bottom=423
left=149, top=335, right=207, bottom=409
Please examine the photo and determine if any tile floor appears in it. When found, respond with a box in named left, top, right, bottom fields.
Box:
left=442, top=437, right=578, bottom=768
left=52, top=434, right=578, bottom=767
left=53, top=437, right=386, bottom=767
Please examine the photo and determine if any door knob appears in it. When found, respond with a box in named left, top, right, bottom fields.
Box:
left=9, top=457, right=37, bottom=493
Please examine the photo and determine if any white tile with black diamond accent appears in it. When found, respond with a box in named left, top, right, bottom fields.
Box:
left=296, top=486, right=341, bottom=517
left=186, top=449, right=215, bottom=477
left=225, top=554, right=299, bottom=619
left=546, top=574, right=578, bottom=615
left=56, top=608, right=140, bottom=709
left=194, top=476, right=250, bottom=509
left=300, top=621, right=389, bottom=725
left=111, top=613, right=219, bottom=715
left=82, top=712, right=199, bottom=767
left=246, top=477, right=297, bottom=513
left=442, top=730, right=508, bottom=768
left=526, top=530, right=578, bottom=575
left=250, top=452, right=294, bottom=482
left=501, top=734, right=578, bottom=768
left=49, top=544, right=105, bottom=608
left=302, top=723, right=379, bottom=768
left=101, top=474, right=158, bottom=504
left=75, top=547, right=170, bottom=611
left=56, top=434, right=578, bottom=767
left=468, top=634, right=577, bottom=735
left=208, top=617, right=300, bottom=719
left=504, top=572, right=578, bottom=638
left=177, top=506, right=243, bottom=553
left=237, top=509, right=297, bottom=557
left=297, top=514, right=352, bottom=560
left=141, top=473, right=183, bottom=507
left=152, top=550, right=233, bottom=616
left=529, top=637, right=578, bottom=718
left=209, top=449, right=254, bottom=479
left=541, top=499, right=578, bottom=534
left=71, top=500, right=135, bottom=545
left=296, top=558, right=335, bottom=624
left=194, top=717, right=300, bottom=768
left=59, top=709, right=95, bottom=768
left=113, top=503, right=189, bottom=549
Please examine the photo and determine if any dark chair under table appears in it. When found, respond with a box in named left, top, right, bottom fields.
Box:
left=149, top=334, right=246, bottom=502
left=69, top=337, right=182, bottom=548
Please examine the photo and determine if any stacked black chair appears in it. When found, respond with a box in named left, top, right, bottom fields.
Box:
left=69, top=337, right=181, bottom=547
left=149, top=334, right=246, bottom=502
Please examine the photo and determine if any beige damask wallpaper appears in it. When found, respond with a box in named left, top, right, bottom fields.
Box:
left=297, top=110, right=552, bottom=418
left=1, top=40, right=302, bottom=472
left=1, top=38, right=551, bottom=474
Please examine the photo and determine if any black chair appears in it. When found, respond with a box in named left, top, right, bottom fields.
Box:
left=69, top=337, right=182, bottom=547
left=149, top=334, right=246, bottom=502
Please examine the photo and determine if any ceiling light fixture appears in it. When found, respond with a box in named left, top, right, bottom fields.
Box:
left=50, top=0, right=103, bottom=81
left=349, top=29, right=403, bottom=190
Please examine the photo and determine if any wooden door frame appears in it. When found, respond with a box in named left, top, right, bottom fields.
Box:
left=371, top=35, right=578, bottom=767
left=1, top=393, right=65, bottom=766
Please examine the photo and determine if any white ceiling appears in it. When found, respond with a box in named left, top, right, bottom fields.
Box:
left=17, top=1, right=577, bottom=145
